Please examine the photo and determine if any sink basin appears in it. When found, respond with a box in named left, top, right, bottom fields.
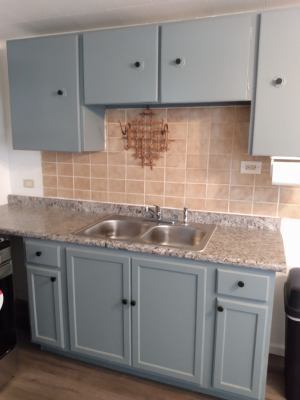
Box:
left=75, top=215, right=215, bottom=251
left=141, top=224, right=215, bottom=251
left=76, top=215, right=156, bottom=240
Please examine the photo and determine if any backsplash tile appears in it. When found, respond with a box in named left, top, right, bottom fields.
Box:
left=42, top=106, right=300, bottom=218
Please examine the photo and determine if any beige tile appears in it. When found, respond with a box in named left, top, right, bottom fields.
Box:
left=44, top=188, right=57, bottom=197
left=253, top=203, right=277, bottom=217
left=42, top=151, right=56, bottom=162
left=211, top=123, right=235, bottom=139
left=107, top=152, right=126, bottom=165
left=91, top=191, right=108, bottom=202
left=185, top=198, right=205, bottom=210
left=126, top=180, right=144, bottom=194
left=255, top=172, right=273, bottom=187
left=107, top=123, right=121, bottom=138
left=229, top=201, right=252, bottom=214
left=168, top=139, right=187, bottom=153
left=236, top=106, right=251, bottom=123
left=107, top=138, right=124, bottom=152
left=210, top=138, right=233, bottom=155
left=145, top=181, right=164, bottom=195
left=233, top=124, right=249, bottom=154
left=208, top=155, right=231, bottom=170
left=230, top=186, right=253, bottom=201
left=207, top=184, right=229, bottom=200
left=127, top=166, right=145, bottom=180
left=109, top=165, right=126, bottom=180
left=57, top=176, right=73, bottom=190
left=145, top=195, right=164, bottom=207
left=91, top=179, right=107, bottom=192
left=165, top=182, right=185, bottom=196
left=145, top=167, right=164, bottom=181
left=211, top=107, right=236, bottom=123
left=106, top=109, right=126, bottom=123
left=164, top=197, right=184, bottom=208
left=187, top=132, right=209, bottom=154
left=91, top=165, right=108, bottom=179
left=205, top=199, right=228, bottom=212
left=165, top=168, right=185, bottom=183
left=168, top=123, right=188, bottom=140
left=186, top=155, right=208, bottom=169
left=231, top=170, right=254, bottom=186
left=188, top=121, right=210, bottom=138
left=278, top=204, right=300, bottom=218
left=90, top=152, right=107, bottom=165
left=254, top=187, right=278, bottom=203
left=43, top=175, right=57, bottom=188
left=126, top=194, right=144, bottom=205
left=42, top=162, right=57, bottom=176
left=126, top=151, right=142, bottom=166
left=57, top=163, right=73, bottom=177
left=280, top=187, right=300, bottom=205
left=166, top=153, right=186, bottom=168
left=185, top=183, right=206, bottom=197
left=126, top=108, right=144, bottom=120
left=74, top=177, right=90, bottom=191
left=186, top=168, right=207, bottom=183
left=57, top=189, right=74, bottom=199
left=188, top=107, right=212, bottom=123
left=73, top=153, right=91, bottom=164
left=57, top=152, right=73, bottom=163
left=167, top=108, right=189, bottom=123
left=74, top=164, right=90, bottom=178
left=208, top=169, right=230, bottom=184
left=109, top=179, right=125, bottom=193
left=108, top=192, right=126, bottom=203
left=74, top=190, right=91, bottom=200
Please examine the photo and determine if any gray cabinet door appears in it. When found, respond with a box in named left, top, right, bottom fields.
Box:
left=7, top=34, right=82, bottom=152
left=66, top=248, right=131, bottom=365
left=251, top=9, right=300, bottom=157
left=26, top=265, right=65, bottom=349
left=83, top=25, right=159, bottom=104
left=131, top=257, right=206, bottom=384
left=161, top=14, right=257, bottom=103
left=213, top=298, right=268, bottom=399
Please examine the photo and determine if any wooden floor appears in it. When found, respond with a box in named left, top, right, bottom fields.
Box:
left=0, top=343, right=286, bottom=400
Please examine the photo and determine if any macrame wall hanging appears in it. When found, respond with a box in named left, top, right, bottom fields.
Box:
left=119, top=109, right=172, bottom=169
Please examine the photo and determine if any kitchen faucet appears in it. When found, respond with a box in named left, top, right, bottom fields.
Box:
left=146, top=205, right=161, bottom=221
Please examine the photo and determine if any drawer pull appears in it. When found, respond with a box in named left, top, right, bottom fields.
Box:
left=122, top=299, right=128, bottom=305
left=35, top=251, right=42, bottom=257
left=237, top=281, right=245, bottom=288
left=131, top=300, right=136, bottom=307
left=50, top=277, right=56, bottom=283
left=217, top=306, right=224, bottom=312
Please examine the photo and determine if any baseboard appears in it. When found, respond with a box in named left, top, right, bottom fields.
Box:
left=269, top=343, right=285, bottom=357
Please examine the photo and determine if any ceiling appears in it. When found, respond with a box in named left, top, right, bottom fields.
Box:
left=0, top=0, right=299, bottom=40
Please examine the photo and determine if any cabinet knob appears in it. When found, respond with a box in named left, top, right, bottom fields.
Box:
left=134, top=61, right=141, bottom=68
left=131, top=300, right=136, bottom=306
left=122, top=299, right=128, bottom=305
left=35, top=251, right=42, bottom=257
left=175, top=58, right=182, bottom=65
left=217, top=305, right=224, bottom=312
left=237, top=280, right=245, bottom=288
left=50, top=277, right=56, bottom=282
left=273, top=77, right=284, bottom=87
left=57, top=89, right=66, bottom=96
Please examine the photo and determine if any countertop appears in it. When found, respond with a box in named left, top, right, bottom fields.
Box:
left=0, top=197, right=287, bottom=272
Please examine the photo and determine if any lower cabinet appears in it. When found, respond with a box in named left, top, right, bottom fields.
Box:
left=131, top=257, right=206, bottom=384
left=213, top=299, right=268, bottom=399
left=26, top=265, right=65, bottom=349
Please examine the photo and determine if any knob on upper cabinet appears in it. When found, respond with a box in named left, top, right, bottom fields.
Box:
left=35, top=251, right=42, bottom=257
left=175, top=58, right=182, bottom=65
left=217, top=305, right=224, bottom=312
left=272, top=77, right=284, bottom=87
left=50, top=277, right=56, bottom=282
left=122, top=299, right=128, bottom=305
left=134, top=61, right=141, bottom=68
left=238, top=281, right=245, bottom=288
left=131, top=300, right=136, bottom=306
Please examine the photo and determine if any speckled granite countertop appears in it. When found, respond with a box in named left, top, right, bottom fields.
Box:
left=0, top=196, right=287, bottom=272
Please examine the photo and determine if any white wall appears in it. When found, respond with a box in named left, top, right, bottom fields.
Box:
left=0, top=41, right=42, bottom=198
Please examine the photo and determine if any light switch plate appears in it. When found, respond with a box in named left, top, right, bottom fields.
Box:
left=240, top=161, right=262, bottom=175
left=23, top=179, right=34, bottom=188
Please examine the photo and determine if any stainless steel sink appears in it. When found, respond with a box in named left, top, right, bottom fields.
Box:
left=141, top=224, right=215, bottom=251
left=76, top=215, right=156, bottom=240
left=75, top=215, right=215, bottom=251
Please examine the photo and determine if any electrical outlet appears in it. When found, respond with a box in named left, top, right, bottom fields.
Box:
left=240, top=161, right=262, bottom=175
left=23, top=179, right=35, bottom=188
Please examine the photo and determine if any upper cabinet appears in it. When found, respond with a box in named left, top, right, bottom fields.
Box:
left=160, top=14, right=257, bottom=103
left=7, top=34, right=105, bottom=152
left=83, top=26, right=159, bottom=105
left=250, top=8, right=300, bottom=157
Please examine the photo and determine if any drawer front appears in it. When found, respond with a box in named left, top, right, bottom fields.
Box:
left=217, top=269, right=269, bottom=302
left=25, top=240, right=62, bottom=268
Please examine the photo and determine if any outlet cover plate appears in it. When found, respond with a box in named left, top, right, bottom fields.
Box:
left=23, top=179, right=34, bottom=188
left=240, top=161, right=262, bottom=175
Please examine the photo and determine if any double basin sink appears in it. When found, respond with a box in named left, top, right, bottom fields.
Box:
left=76, top=215, right=215, bottom=252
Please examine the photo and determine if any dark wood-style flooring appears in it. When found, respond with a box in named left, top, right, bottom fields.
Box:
left=0, top=342, right=286, bottom=400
